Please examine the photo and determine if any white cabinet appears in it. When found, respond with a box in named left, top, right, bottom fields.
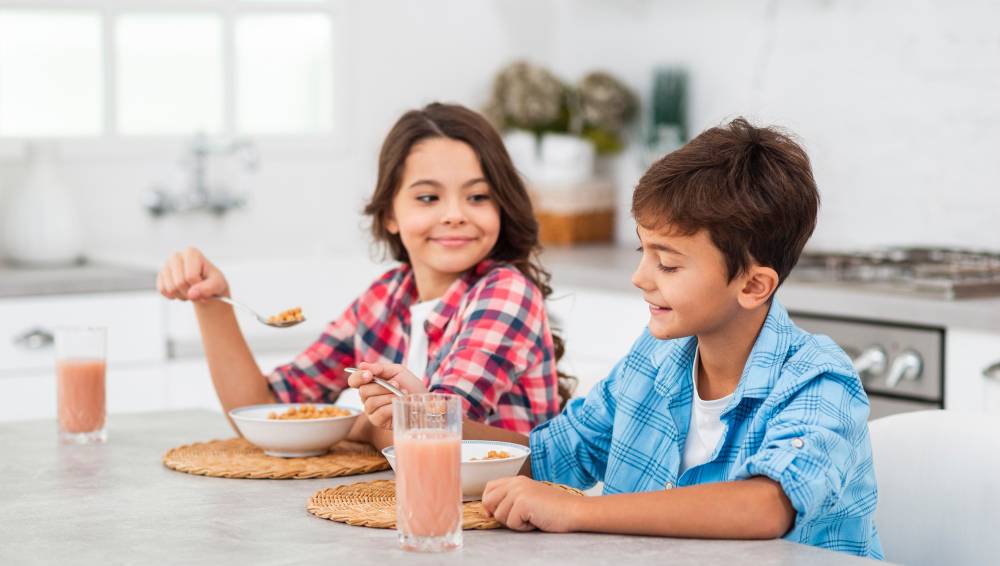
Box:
left=162, top=352, right=295, bottom=413
left=0, top=291, right=167, bottom=422
left=945, top=328, right=1000, bottom=413
left=550, top=287, right=648, bottom=397
left=0, top=292, right=165, bottom=373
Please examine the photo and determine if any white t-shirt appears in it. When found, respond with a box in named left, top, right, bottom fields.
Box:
left=403, top=298, right=441, bottom=379
left=680, top=349, right=733, bottom=474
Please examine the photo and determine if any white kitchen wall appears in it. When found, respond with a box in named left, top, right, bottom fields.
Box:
left=1, top=0, right=998, bottom=263
left=543, top=0, right=1000, bottom=251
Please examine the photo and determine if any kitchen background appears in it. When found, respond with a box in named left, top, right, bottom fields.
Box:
left=2, top=0, right=999, bottom=422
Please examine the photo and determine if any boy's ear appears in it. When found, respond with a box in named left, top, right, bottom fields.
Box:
left=737, top=264, right=779, bottom=309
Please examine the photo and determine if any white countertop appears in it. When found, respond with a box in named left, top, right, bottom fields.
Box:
left=0, top=410, right=881, bottom=565
left=541, top=245, right=1000, bottom=333
left=9, top=245, right=996, bottom=361
left=0, top=260, right=155, bottom=298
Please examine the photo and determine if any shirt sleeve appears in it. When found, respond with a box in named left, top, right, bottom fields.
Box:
left=528, top=357, right=623, bottom=490
left=429, top=269, right=550, bottom=425
left=265, top=299, right=358, bottom=404
left=732, top=370, right=872, bottom=529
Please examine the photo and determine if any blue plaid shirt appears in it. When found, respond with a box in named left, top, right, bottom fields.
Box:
left=530, top=300, right=883, bottom=559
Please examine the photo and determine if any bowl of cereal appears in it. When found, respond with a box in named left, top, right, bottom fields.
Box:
left=382, top=440, right=530, bottom=500
left=229, top=403, right=359, bottom=458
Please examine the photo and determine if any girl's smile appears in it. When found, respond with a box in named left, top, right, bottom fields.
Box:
left=430, top=235, right=479, bottom=248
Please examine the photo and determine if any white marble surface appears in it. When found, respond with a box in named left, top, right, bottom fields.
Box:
left=0, top=410, right=881, bottom=565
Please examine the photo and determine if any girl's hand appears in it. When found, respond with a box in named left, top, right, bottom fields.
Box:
left=156, top=247, right=230, bottom=301
left=481, top=476, right=584, bottom=533
left=347, top=361, right=427, bottom=429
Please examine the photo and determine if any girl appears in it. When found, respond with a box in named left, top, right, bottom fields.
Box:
left=156, top=103, right=571, bottom=447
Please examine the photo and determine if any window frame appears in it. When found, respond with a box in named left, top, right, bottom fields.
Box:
left=0, top=0, right=350, bottom=160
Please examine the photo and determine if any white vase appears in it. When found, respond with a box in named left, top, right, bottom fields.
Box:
left=2, top=142, right=84, bottom=266
left=536, top=133, right=595, bottom=186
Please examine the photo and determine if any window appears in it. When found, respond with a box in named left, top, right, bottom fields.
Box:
left=0, top=10, right=103, bottom=136
left=116, top=13, right=225, bottom=135
left=0, top=1, right=336, bottom=139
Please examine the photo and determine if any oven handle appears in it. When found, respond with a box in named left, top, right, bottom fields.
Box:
left=984, top=361, right=1000, bottom=380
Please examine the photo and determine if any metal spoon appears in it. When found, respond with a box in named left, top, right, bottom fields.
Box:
left=344, top=367, right=405, bottom=398
left=213, top=296, right=306, bottom=328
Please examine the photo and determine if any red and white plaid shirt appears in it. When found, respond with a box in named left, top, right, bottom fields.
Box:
left=267, top=260, right=560, bottom=434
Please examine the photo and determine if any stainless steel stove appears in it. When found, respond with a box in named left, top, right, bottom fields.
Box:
left=790, top=247, right=1000, bottom=299
left=792, top=314, right=943, bottom=420
left=780, top=246, right=1000, bottom=418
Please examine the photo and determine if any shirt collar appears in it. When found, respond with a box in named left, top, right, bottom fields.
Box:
left=729, top=298, right=794, bottom=404
left=653, top=299, right=795, bottom=412
left=395, top=260, right=497, bottom=340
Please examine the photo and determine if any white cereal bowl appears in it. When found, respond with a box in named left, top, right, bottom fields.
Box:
left=229, top=403, right=360, bottom=458
left=382, top=440, right=530, bottom=501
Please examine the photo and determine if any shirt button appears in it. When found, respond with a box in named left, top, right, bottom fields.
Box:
left=791, top=438, right=805, bottom=449
left=664, top=482, right=674, bottom=490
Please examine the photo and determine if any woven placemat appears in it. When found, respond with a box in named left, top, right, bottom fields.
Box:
left=307, top=479, right=583, bottom=530
left=163, top=438, right=389, bottom=479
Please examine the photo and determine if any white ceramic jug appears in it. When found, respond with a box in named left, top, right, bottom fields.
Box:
left=2, top=141, right=84, bottom=265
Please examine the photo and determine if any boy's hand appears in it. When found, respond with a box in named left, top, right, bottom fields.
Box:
left=481, top=476, right=583, bottom=533
left=347, top=361, right=427, bottom=429
left=156, top=247, right=230, bottom=301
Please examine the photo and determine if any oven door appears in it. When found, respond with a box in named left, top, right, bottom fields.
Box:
left=868, top=395, right=940, bottom=420
left=790, top=312, right=944, bottom=420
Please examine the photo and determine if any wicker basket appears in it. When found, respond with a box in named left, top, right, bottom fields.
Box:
left=535, top=209, right=614, bottom=246
left=530, top=178, right=615, bottom=246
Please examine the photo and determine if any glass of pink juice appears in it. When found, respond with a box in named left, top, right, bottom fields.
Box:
left=392, top=393, right=462, bottom=552
left=55, top=327, right=107, bottom=444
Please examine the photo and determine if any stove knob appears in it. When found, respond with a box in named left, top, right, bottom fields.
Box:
left=853, top=346, right=888, bottom=377
left=886, top=350, right=923, bottom=388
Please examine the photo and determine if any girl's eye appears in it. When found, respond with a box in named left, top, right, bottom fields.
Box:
left=657, top=265, right=679, bottom=273
left=635, top=246, right=643, bottom=253
left=468, top=193, right=491, bottom=203
left=416, top=195, right=438, bottom=203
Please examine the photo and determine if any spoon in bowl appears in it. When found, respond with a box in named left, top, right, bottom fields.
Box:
left=344, top=367, right=406, bottom=398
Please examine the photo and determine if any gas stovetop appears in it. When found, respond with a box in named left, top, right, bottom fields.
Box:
left=789, top=247, right=1000, bottom=300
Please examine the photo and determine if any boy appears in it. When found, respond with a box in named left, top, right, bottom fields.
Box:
left=351, top=117, right=883, bottom=559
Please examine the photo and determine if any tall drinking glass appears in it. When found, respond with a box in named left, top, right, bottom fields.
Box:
left=393, top=393, right=462, bottom=552
left=55, top=326, right=107, bottom=444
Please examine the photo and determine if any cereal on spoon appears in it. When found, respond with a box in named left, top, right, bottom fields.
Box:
left=267, top=307, right=304, bottom=325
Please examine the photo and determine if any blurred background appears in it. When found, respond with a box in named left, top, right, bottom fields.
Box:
left=2, top=0, right=999, bottom=422
left=3, top=0, right=998, bottom=259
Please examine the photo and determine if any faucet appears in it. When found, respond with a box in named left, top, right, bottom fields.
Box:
left=145, top=132, right=258, bottom=217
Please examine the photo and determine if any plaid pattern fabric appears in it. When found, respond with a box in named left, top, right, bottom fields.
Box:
left=529, top=300, right=883, bottom=559
left=267, top=260, right=560, bottom=434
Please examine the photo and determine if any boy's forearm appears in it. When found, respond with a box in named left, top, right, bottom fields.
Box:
left=571, top=477, right=795, bottom=539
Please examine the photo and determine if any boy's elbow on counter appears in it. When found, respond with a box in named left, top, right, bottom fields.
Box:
left=753, top=494, right=797, bottom=540
left=755, top=511, right=795, bottom=540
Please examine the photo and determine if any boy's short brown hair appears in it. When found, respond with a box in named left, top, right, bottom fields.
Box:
left=632, top=117, right=819, bottom=283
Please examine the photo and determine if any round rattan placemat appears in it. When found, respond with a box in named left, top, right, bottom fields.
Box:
left=163, top=438, right=389, bottom=479
left=307, top=479, right=583, bottom=530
